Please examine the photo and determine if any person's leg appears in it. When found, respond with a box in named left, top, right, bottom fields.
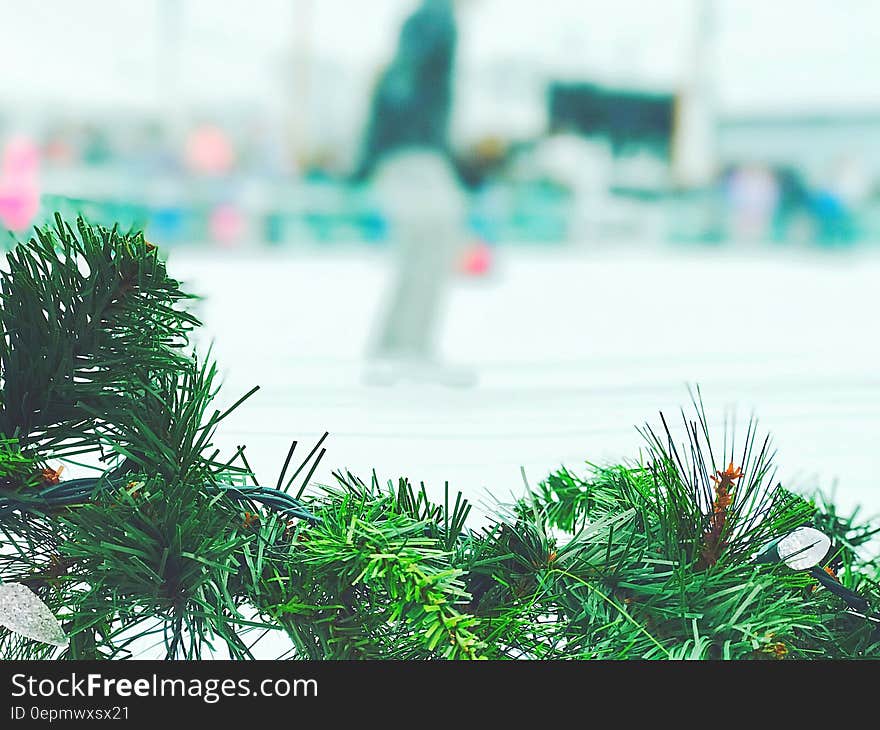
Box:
left=366, top=150, right=474, bottom=384
left=372, top=221, right=435, bottom=358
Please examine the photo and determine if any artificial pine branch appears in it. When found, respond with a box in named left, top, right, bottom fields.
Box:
left=0, top=214, right=198, bottom=455
left=1, top=214, right=879, bottom=660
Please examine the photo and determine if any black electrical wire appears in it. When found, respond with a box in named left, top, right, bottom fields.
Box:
left=0, top=476, right=321, bottom=525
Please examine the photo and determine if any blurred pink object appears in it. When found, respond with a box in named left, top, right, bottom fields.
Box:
left=0, top=135, right=41, bottom=232
left=0, top=186, right=39, bottom=231
left=3, top=136, right=40, bottom=176
left=185, top=125, right=235, bottom=175
left=209, top=203, right=244, bottom=245
left=458, top=240, right=493, bottom=276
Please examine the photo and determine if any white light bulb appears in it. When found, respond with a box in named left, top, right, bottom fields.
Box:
left=777, top=527, right=831, bottom=571
left=0, top=583, right=68, bottom=647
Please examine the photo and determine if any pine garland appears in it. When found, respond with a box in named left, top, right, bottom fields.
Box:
left=1, top=214, right=879, bottom=660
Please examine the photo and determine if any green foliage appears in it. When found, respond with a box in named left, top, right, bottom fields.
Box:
left=0, top=213, right=197, bottom=455
left=0, top=439, right=34, bottom=485
left=53, top=477, right=262, bottom=660
left=2, top=214, right=880, bottom=660
left=255, top=482, right=483, bottom=659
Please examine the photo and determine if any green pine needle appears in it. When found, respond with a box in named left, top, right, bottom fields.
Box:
left=1, top=214, right=879, bottom=660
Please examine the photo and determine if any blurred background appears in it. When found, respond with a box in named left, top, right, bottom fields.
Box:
left=2, top=0, right=879, bottom=519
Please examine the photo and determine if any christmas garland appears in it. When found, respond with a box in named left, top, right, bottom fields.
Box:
left=1, top=215, right=879, bottom=660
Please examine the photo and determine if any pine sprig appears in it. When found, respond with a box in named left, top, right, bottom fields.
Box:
left=0, top=214, right=198, bottom=455
left=51, top=478, right=263, bottom=660
left=249, top=480, right=484, bottom=660
left=637, top=388, right=815, bottom=568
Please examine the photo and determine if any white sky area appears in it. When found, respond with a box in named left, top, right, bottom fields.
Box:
left=1, top=0, right=879, bottom=143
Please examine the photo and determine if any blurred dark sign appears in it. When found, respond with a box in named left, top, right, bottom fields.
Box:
left=548, top=82, right=675, bottom=157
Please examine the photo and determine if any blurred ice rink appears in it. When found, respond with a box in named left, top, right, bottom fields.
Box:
left=3, top=0, right=879, bottom=519
left=4, top=0, right=880, bottom=659
left=170, top=245, right=880, bottom=521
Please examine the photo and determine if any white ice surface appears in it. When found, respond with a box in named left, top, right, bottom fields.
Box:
left=168, top=245, right=880, bottom=522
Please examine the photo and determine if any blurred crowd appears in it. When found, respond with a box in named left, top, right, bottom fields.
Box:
left=4, top=116, right=877, bottom=251
left=713, top=157, right=874, bottom=246
left=2, top=0, right=880, bottom=251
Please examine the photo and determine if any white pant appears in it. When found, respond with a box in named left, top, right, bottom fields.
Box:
left=369, top=150, right=466, bottom=359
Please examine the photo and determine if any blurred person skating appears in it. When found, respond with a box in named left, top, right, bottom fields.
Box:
left=358, top=0, right=475, bottom=387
